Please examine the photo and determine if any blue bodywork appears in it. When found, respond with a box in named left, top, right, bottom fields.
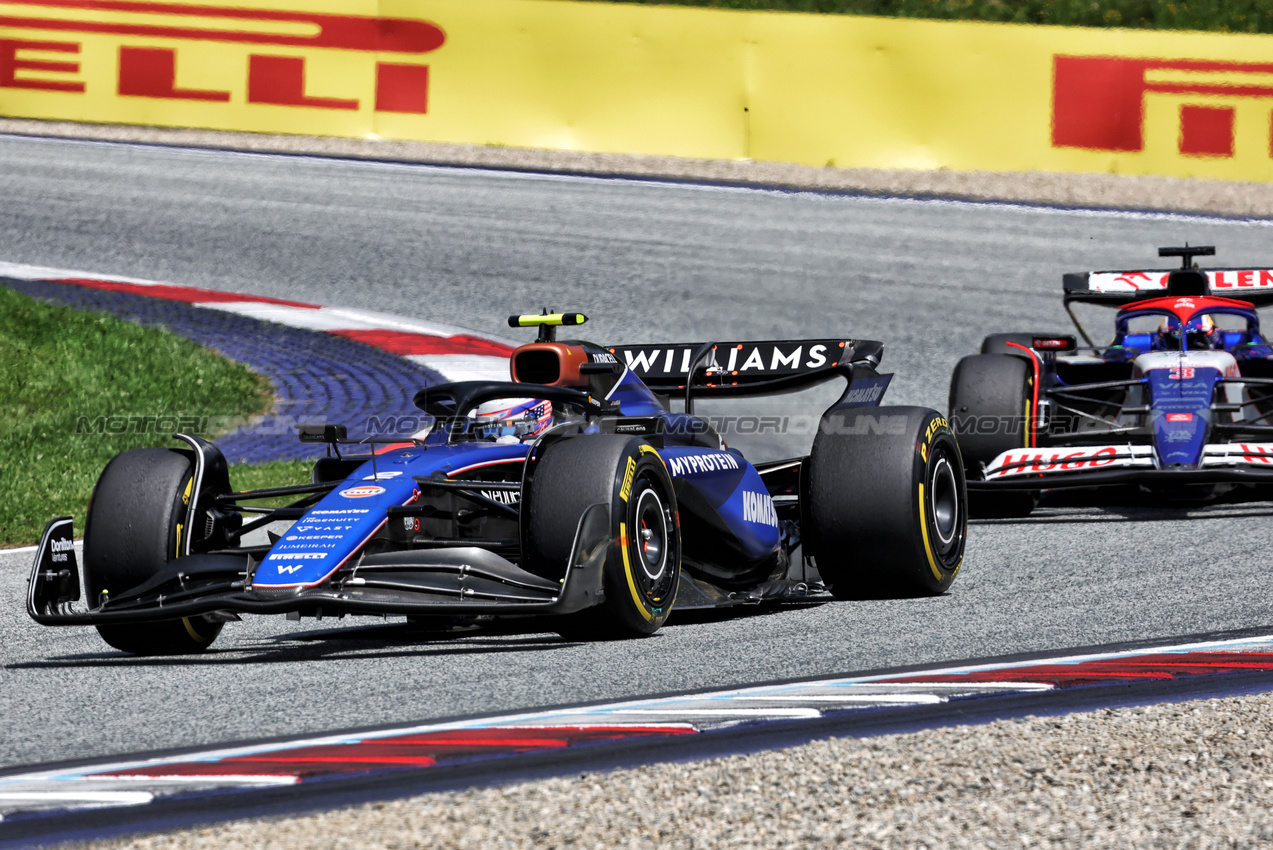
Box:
left=1146, top=366, right=1218, bottom=468
left=1104, top=299, right=1264, bottom=470
left=256, top=443, right=529, bottom=588
left=1006, top=295, right=1273, bottom=481
left=29, top=329, right=900, bottom=638
left=965, top=251, right=1273, bottom=505
left=254, top=357, right=825, bottom=589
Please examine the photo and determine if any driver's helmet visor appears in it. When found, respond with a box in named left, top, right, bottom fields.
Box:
left=1159, top=314, right=1219, bottom=350
left=470, top=398, right=553, bottom=440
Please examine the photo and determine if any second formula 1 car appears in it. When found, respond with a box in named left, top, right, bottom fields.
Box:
left=30, top=312, right=967, bottom=654
left=949, top=245, right=1273, bottom=517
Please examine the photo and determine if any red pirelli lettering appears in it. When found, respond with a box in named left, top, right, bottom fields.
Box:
left=1053, top=55, right=1273, bottom=157
left=0, top=0, right=445, bottom=54
left=0, top=37, right=83, bottom=91
left=1178, top=105, right=1234, bottom=157
left=247, top=54, right=357, bottom=110
left=375, top=63, right=428, bottom=114
left=3, top=0, right=440, bottom=113
left=118, top=45, right=227, bottom=100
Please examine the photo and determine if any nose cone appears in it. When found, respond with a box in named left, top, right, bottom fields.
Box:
left=1146, top=366, right=1218, bottom=468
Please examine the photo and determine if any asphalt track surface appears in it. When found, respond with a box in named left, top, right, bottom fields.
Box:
left=8, top=646, right=1273, bottom=848
left=3, top=134, right=1273, bottom=773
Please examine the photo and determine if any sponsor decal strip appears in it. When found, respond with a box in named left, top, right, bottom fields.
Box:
left=11, top=0, right=1273, bottom=181
left=254, top=515, right=390, bottom=589
left=1086, top=270, right=1273, bottom=294
left=988, top=443, right=1273, bottom=476
left=741, top=489, right=779, bottom=528
left=666, top=452, right=740, bottom=477
left=985, top=445, right=1155, bottom=478
left=616, top=341, right=838, bottom=382
left=0, top=263, right=513, bottom=382
left=7, top=635, right=1273, bottom=820
left=1202, top=442, right=1273, bottom=466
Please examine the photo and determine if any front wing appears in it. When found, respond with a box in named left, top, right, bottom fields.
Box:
left=970, top=442, right=1273, bottom=490
left=28, top=506, right=611, bottom=626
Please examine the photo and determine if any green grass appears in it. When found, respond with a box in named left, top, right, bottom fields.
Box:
left=228, top=459, right=314, bottom=494
left=0, top=286, right=308, bottom=546
left=585, top=0, right=1273, bottom=34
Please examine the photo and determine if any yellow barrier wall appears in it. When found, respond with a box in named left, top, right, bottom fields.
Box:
left=4, top=0, right=1273, bottom=181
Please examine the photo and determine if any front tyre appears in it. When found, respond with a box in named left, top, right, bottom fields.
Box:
left=808, top=406, right=967, bottom=598
left=83, top=448, right=223, bottom=655
left=949, top=353, right=1039, bottom=519
left=524, top=436, right=681, bottom=639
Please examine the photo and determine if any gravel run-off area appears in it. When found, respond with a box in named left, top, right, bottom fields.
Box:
left=82, top=694, right=1273, bottom=850
left=11, top=116, right=1273, bottom=847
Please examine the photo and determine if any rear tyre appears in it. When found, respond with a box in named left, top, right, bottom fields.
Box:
left=808, top=406, right=967, bottom=599
left=948, top=353, right=1038, bottom=519
left=524, top=436, right=680, bottom=639
left=83, top=448, right=223, bottom=655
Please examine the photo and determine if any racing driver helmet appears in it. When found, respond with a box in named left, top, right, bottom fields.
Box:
left=1161, top=314, right=1220, bottom=351
left=469, top=398, right=553, bottom=443
left=1184, top=314, right=1221, bottom=350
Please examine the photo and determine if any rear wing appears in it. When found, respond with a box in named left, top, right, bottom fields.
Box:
left=1064, top=268, right=1273, bottom=308
left=607, top=338, right=888, bottom=407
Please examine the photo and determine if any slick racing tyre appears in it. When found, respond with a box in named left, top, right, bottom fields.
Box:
left=948, top=353, right=1039, bottom=519
left=524, top=436, right=681, bottom=639
left=807, top=405, right=966, bottom=599
left=83, top=448, right=223, bottom=655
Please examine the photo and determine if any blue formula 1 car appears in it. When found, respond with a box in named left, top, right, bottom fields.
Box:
left=949, top=246, right=1273, bottom=517
left=30, top=313, right=966, bottom=654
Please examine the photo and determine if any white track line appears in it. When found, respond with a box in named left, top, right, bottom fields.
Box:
left=0, top=263, right=514, bottom=382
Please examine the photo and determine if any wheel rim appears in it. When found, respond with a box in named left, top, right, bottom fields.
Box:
left=929, top=452, right=960, bottom=552
left=622, top=467, right=679, bottom=613
left=633, top=487, right=668, bottom=582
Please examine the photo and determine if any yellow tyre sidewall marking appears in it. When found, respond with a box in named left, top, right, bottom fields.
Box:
left=638, top=444, right=665, bottom=468
left=618, top=520, right=654, bottom=622
left=178, top=476, right=212, bottom=643
left=627, top=446, right=673, bottom=619
left=918, top=424, right=962, bottom=584
left=181, top=617, right=213, bottom=643
left=619, top=457, right=637, bottom=503
left=917, top=481, right=945, bottom=583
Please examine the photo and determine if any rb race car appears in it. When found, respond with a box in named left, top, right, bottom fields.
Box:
left=30, top=313, right=966, bottom=654
left=949, top=245, right=1273, bottom=517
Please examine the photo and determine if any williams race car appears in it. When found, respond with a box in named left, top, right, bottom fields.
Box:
left=949, top=245, right=1273, bottom=517
left=30, top=313, right=966, bottom=654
